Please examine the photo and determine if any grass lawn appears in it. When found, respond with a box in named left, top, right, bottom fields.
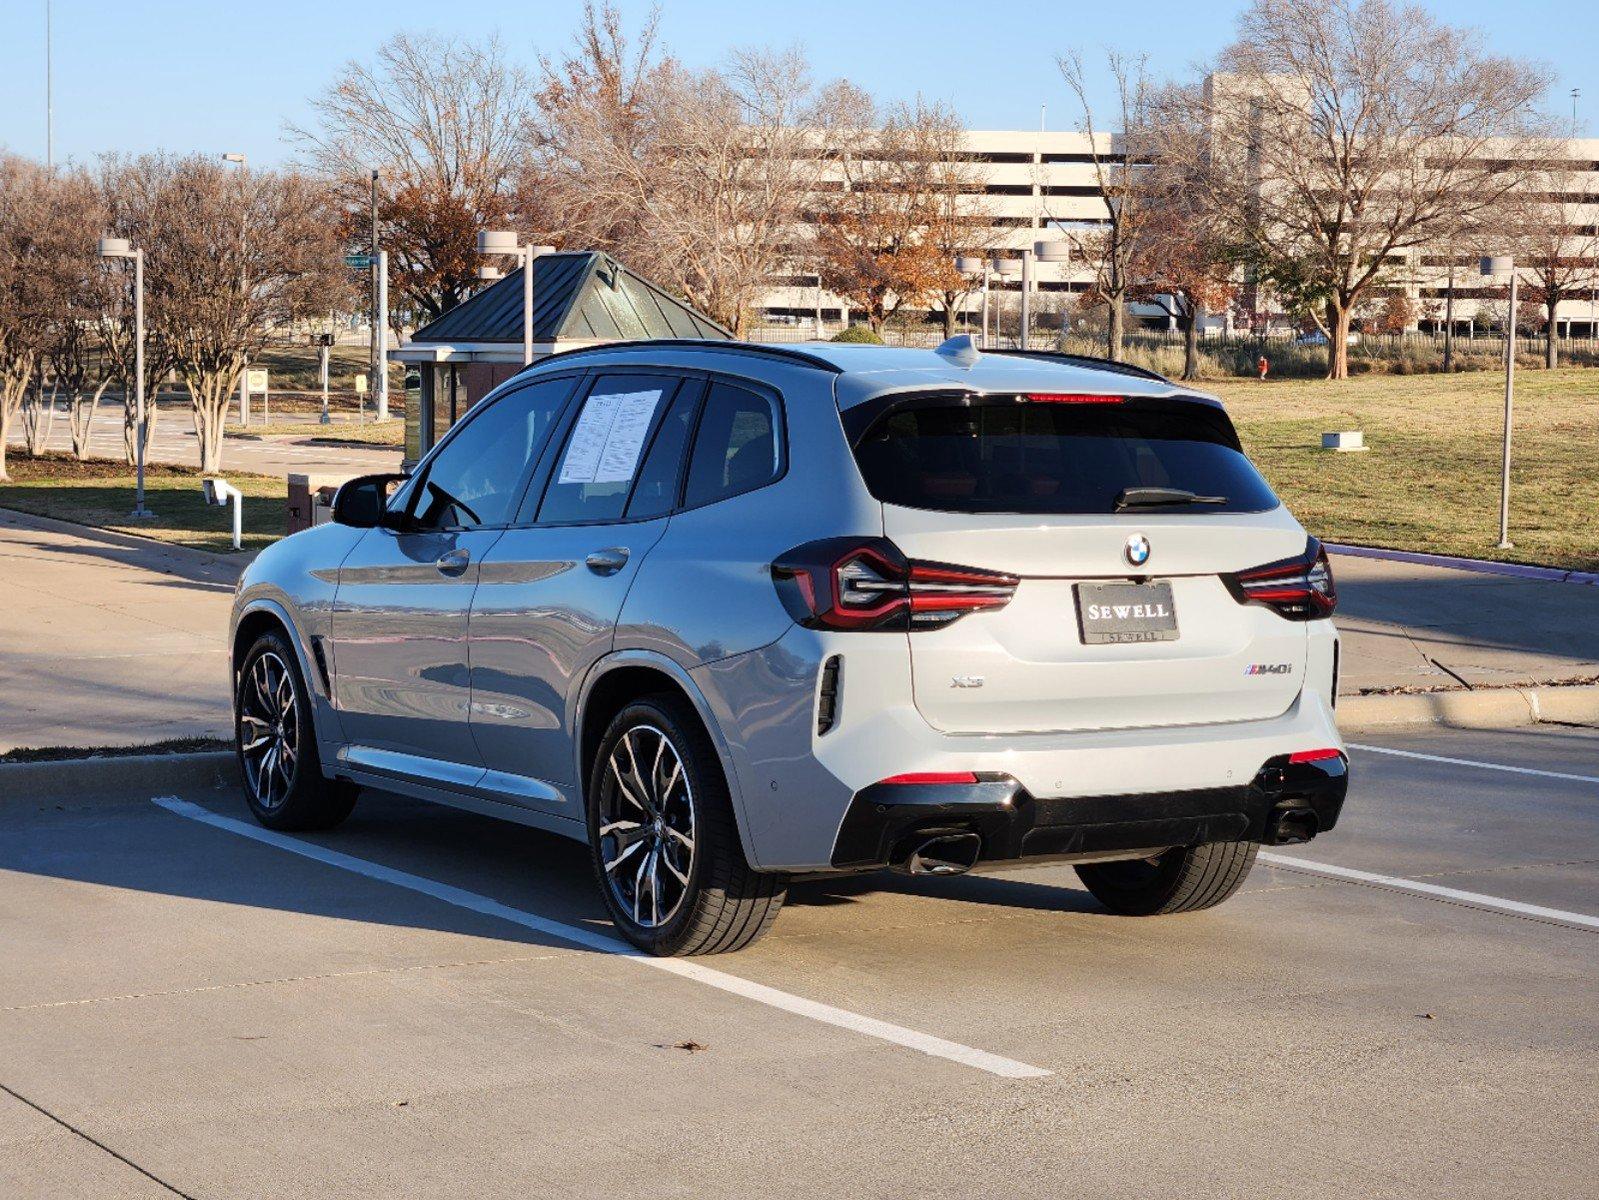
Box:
left=1213, top=368, right=1599, bottom=572
left=0, top=453, right=285, bottom=554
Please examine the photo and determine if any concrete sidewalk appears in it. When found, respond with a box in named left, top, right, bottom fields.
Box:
left=1331, top=552, right=1599, bottom=693
left=3, top=510, right=1597, bottom=753
left=0, top=511, right=236, bottom=753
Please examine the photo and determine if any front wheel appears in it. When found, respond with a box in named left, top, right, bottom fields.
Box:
left=235, top=631, right=356, bottom=831
left=1075, top=841, right=1258, bottom=916
left=586, top=696, right=785, bottom=956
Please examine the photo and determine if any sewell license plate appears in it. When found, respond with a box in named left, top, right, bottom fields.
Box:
left=1075, top=581, right=1180, bottom=644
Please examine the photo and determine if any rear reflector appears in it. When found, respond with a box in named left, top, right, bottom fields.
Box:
left=877, top=772, right=980, bottom=786
left=1287, top=748, right=1342, bottom=764
left=1025, top=392, right=1125, bottom=404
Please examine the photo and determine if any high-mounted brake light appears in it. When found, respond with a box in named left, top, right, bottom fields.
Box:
left=1226, top=538, right=1337, bottom=621
left=1025, top=392, right=1125, bottom=405
left=877, top=772, right=980, bottom=786
left=1288, top=748, right=1343, bottom=764
left=772, top=537, right=1018, bottom=632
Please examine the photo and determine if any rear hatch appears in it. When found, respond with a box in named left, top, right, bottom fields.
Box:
left=851, top=389, right=1310, bottom=735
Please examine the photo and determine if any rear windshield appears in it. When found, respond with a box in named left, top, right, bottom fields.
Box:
left=851, top=396, right=1278, bottom=515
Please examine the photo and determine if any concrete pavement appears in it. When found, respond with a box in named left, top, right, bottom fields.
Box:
left=6, top=398, right=402, bottom=478
left=3, top=512, right=1598, bottom=754
left=1, top=723, right=1594, bottom=1197
left=0, top=510, right=235, bottom=753
left=1332, top=552, right=1599, bottom=693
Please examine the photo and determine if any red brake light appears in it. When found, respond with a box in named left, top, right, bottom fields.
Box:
left=1288, top=748, right=1343, bottom=764
left=1228, top=538, right=1337, bottom=621
left=1025, top=393, right=1125, bottom=404
left=877, top=772, right=980, bottom=786
left=772, top=538, right=1018, bottom=632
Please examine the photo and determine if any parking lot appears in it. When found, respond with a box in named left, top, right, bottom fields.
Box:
left=3, top=723, right=1595, bottom=1199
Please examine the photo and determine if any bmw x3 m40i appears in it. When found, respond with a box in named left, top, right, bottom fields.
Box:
left=230, top=336, right=1347, bottom=955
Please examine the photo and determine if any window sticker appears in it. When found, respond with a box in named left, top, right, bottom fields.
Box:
left=558, top=389, right=663, bottom=485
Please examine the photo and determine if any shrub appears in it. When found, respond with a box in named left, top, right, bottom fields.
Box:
left=831, top=325, right=884, bottom=344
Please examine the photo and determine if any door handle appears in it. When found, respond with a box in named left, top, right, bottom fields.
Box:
left=585, top=547, right=630, bottom=576
left=436, top=548, right=471, bottom=577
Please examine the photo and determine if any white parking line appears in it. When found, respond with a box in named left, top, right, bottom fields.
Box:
left=1259, top=852, right=1599, bottom=931
left=1347, top=743, right=1599, bottom=785
left=151, top=796, right=1051, bottom=1080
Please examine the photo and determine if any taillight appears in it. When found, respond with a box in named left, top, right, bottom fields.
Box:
left=1288, top=747, right=1343, bottom=764
left=1227, top=538, right=1337, bottom=621
left=772, top=537, right=1018, bottom=631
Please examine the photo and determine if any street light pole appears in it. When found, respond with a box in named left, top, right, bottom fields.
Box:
left=1482, top=255, right=1517, bottom=549
left=370, top=169, right=383, bottom=420
left=100, top=237, right=152, bottom=518
left=223, top=153, right=249, bottom=425
left=478, top=231, right=553, bottom=366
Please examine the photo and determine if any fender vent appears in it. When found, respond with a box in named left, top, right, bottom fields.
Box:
left=817, top=655, right=842, bottom=735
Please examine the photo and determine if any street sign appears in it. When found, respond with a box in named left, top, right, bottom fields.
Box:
left=343, top=254, right=373, bottom=270
left=246, top=368, right=268, bottom=394
left=354, top=373, right=368, bottom=394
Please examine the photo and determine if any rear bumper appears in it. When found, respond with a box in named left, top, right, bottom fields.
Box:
left=830, top=753, right=1348, bottom=871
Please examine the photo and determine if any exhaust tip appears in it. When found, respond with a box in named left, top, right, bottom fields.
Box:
left=1268, top=806, right=1319, bottom=846
left=897, top=831, right=983, bottom=876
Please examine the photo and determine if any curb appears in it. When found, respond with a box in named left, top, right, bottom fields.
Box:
left=0, top=506, right=256, bottom=582
left=1327, top=542, right=1599, bottom=586
left=0, top=751, right=239, bottom=805
left=1337, top=684, right=1599, bottom=732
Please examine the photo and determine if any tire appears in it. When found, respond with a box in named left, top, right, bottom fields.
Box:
left=586, top=694, right=785, bottom=956
left=235, top=630, right=357, bottom=832
left=1075, top=841, right=1258, bottom=916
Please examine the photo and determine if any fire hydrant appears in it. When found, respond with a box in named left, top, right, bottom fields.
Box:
left=1257, top=355, right=1269, bottom=381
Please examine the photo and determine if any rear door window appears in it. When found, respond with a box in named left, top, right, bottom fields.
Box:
left=851, top=396, right=1278, bottom=515
left=537, top=374, right=684, bottom=524
left=682, top=382, right=782, bottom=509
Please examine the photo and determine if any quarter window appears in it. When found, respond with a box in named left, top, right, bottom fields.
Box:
left=682, top=382, right=781, bottom=509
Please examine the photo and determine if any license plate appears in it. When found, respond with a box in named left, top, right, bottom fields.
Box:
left=1075, top=581, right=1179, bottom=644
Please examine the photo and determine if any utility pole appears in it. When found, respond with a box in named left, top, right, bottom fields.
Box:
left=370, top=169, right=382, bottom=423
left=45, top=0, right=53, bottom=171
left=375, top=251, right=389, bottom=420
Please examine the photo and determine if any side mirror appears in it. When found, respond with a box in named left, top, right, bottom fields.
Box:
left=331, top=473, right=409, bottom=529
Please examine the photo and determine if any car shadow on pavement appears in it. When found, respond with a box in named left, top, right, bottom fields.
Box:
left=788, top=868, right=1104, bottom=916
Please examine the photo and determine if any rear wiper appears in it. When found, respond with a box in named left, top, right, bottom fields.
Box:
left=1114, top=486, right=1228, bottom=511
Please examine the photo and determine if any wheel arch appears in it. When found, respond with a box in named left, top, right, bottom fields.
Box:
left=576, top=651, right=758, bottom=869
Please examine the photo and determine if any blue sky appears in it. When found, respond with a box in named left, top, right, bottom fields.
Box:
left=2, top=0, right=1593, bottom=167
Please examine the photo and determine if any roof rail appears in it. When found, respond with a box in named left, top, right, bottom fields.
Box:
left=985, top=347, right=1172, bottom=384
left=528, top=338, right=844, bottom=374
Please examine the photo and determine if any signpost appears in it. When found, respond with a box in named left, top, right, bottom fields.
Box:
left=314, top=332, right=334, bottom=424
left=245, top=368, right=270, bottom=423
left=354, top=372, right=368, bottom=422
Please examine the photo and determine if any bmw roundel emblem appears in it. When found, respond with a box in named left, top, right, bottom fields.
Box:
left=1124, top=534, right=1151, bottom=568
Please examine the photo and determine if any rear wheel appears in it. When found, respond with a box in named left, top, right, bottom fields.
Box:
left=1075, top=841, right=1258, bottom=916
left=235, top=631, right=356, bottom=831
left=586, top=695, right=785, bottom=956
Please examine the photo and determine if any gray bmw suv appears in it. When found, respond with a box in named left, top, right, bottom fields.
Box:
left=230, top=337, right=1347, bottom=955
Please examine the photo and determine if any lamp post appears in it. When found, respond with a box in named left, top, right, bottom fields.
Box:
left=988, top=241, right=1069, bottom=350
left=955, top=255, right=989, bottom=348
left=478, top=231, right=555, bottom=366
left=100, top=237, right=152, bottom=519
left=1481, top=255, right=1517, bottom=549
left=814, top=273, right=825, bottom=341
left=222, top=153, right=249, bottom=425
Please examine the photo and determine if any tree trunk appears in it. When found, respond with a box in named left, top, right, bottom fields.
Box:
left=1107, top=298, right=1125, bottom=361
left=1545, top=313, right=1559, bottom=369
left=1183, top=301, right=1202, bottom=381
left=941, top=301, right=957, bottom=339
left=0, top=411, right=10, bottom=482
left=193, top=372, right=235, bottom=474
left=70, top=381, right=112, bottom=460
left=1326, top=302, right=1353, bottom=379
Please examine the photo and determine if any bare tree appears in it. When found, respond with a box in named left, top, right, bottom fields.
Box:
left=919, top=111, right=1002, bottom=337
left=127, top=155, right=345, bottom=473
left=1057, top=50, right=1158, bottom=361
left=809, top=90, right=957, bottom=333
left=1194, top=0, right=1550, bottom=379
left=292, top=31, right=537, bottom=322
left=0, top=156, right=65, bottom=480
left=1508, top=153, right=1599, bottom=367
